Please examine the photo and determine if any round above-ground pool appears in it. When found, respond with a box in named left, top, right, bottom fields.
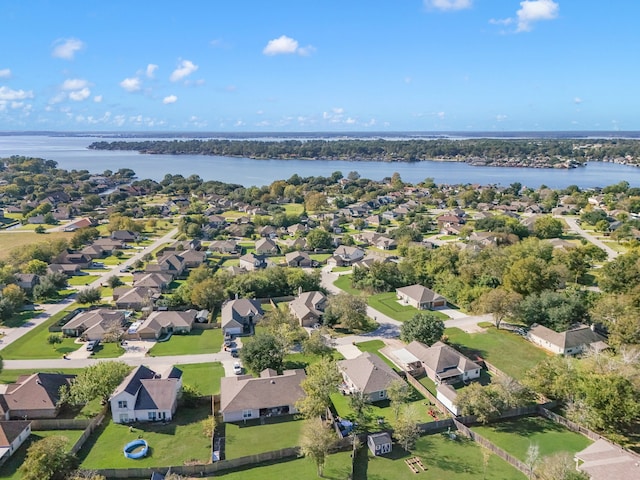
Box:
left=124, top=439, right=149, bottom=459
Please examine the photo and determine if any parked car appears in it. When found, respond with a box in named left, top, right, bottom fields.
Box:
left=230, top=348, right=239, bottom=358
left=233, top=362, right=242, bottom=375
left=86, top=340, right=100, bottom=351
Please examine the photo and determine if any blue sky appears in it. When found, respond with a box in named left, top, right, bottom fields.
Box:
left=0, top=0, right=637, bottom=132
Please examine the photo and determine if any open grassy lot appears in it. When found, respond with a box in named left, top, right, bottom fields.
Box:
left=354, top=432, right=526, bottom=480
left=445, top=326, right=550, bottom=380
left=355, top=340, right=399, bottom=371
left=282, top=203, right=304, bottom=216
left=284, top=350, right=344, bottom=370
left=179, top=362, right=225, bottom=395
left=223, top=416, right=304, bottom=459
left=79, top=405, right=212, bottom=469
left=0, top=429, right=85, bottom=480
left=0, top=231, right=74, bottom=261
left=148, top=328, right=223, bottom=356
left=1, top=310, right=81, bottom=360
left=215, top=451, right=352, bottom=479
left=67, top=275, right=101, bottom=286
left=472, top=416, right=592, bottom=462
left=333, top=275, right=361, bottom=296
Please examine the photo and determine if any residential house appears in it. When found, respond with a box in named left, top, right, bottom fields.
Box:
left=396, top=284, right=447, bottom=310
left=109, top=365, right=183, bottom=424
left=61, top=309, right=126, bottom=341
left=207, top=215, right=227, bottom=229
left=338, top=352, right=403, bottom=403
left=255, top=238, right=279, bottom=255
left=62, top=217, right=94, bottom=232
left=284, top=251, right=313, bottom=268
left=326, top=246, right=365, bottom=267
left=399, top=341, right=481, bottom=384
left=110, top=230, right=140, bottom=242
left=219, top=369, right=306, bottom=422
left=527, top=324, right=609, bottom=355
left=279, top=236, right=307, bottom=251
left=133, top=272, right=173, bottom=291
left=113, top=286, right=157, bottom=310
left=135, top=310, right=197, bottom=340
left=287, top=223, right=307, bottom=236
left=367, top=432, right=392, bottom=456
left=1, top=373, right=75, bottom=419
left=238, top=252, right=269, bottom=271
left=92, top=237, right=126, bottom=252
left=221, top=298, right=264, bottom=335
left=0, top=421, right=31, bottom=466
left=258, top=225, right=277, bottom=238
left=209, top=240, right=239, bottom=254
left=14, top=274, right=39, bottom=293
left=289, top=291, right=327, bottom=327
left=146, top=253, right=185, bottom=278
left=80, top=244, right=107, bottom=259
left=177, top=249, right=206, bottom=268
left=54, top=251, right=92, bottom=269
left=574, top=439, right=640, bottom=480
left=47, top=263, right=81, bottom=276
left=436, top=383, right=459, bottom=415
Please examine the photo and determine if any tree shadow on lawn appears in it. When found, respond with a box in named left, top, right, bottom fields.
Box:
left=424, top=434, right=481, bottom=475
left=447, top=342, right=489, bottom=364
left=486, top=416, right=567, bottom=436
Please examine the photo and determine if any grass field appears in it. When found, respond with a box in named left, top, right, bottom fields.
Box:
left=79, top=406, right=212, bottom=469
left=445, top=326, right=550, bottom=380
left=282, top=203, right=304, bottom=216
left=147, top=328, right=223, bottom=356
left=0, top=430, right=85, bottom=480
left=472, top=416, right=592, bottom=462
left=179, top=362, right=225, bottom=395
left=90, top=342, right=125, bottom=358
left=223, top=416, right=304, bottom=459
left=354, top=432, right=526, bottom=480
left=284, top=350, right=344, bottom=370
left=0, top=231, right=74, bottom=260
left=67, top=275, right=100, bottom=286
left=333, top=275, right=361, bottom=296
left=355, top=340, right=399, bottom=371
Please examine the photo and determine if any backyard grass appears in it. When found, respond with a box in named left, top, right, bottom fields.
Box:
left=0, top=231, right=74, bottom=260
left=418, top=375, right=438, bottom=397
left=354, top=432, right=526, bottom=480
left=214, top=451, right=352, bottom=479
left=79, top=406, right=212, bottom=469
left=223, top=416, right=304, bottom=459
left=179, top=362, right=225, bottom=395
left=0, top=430, right=85, bottom=480
left=472, top=416, right=592, bottom=462
left=283, top=350, right=344, bottom=370
left=332, top=266, right=353, bottom=273
left=355, top=340, right=399, bottom=371
left=309, top=253, right=332, bottom=263
left=282, top=203, right=304, bottom=215
left=445, top=326, right=550, bottom=380
left=148, top=328, right=223, bottom=356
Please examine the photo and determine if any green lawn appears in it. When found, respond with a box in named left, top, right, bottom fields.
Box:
left=418, top=375, right=438, bottom=397
left=79, top=406, right=212, bottom=469
left=355, top=340, right=399, bottom=371
left=0, top=430, right=85, bottom=480
left=90, top=342, right=125, bottom=359
left=282, top=203, right=304, bottom=216
left=367, top=292, right=445, bottom=322
left=333, top=275, right=361, bottom=296
left=356, top=432, right=526, bottom=480
left=332, top=266, right=353, bottom=273
left=472, top=416, right=592, bottom=462
left=179, top=362, right=225, bottom=395
left=67, top=275, right=101, bottom=286
left=1, top=310, right=81, bottom=360
left=0, top=368, right=84, bottom=384
left=284, top=350, right=344, bottom=370
left=2, top=309, right=38, bottom=328
left=445, top=326, right=550, bottom=380
left=223, top=416, right=304, bottom=459
left=148, top=328, right=223, bottom=356
left=214, top=451, right=353, bottom=479
left=309, top=253, right=332, bottom=263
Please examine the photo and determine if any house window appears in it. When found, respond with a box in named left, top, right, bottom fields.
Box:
left=118, top=400, right=128, bottom=409
left=243, top=409, right=253, bottom=418
left=148, top=412, right=157, bottom=420
left=379, top=391, right=386, bottom=399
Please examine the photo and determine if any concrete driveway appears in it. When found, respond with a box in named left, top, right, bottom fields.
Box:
left=435, top=307, right=468, bottom=319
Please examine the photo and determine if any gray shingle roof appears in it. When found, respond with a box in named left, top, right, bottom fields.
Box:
left=338, top=352, right=402, bottom=395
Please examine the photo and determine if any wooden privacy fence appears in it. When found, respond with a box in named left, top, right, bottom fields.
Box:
left=403, top=372, right=451, bottom=416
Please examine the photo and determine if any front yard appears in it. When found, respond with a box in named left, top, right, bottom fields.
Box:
left=179, top=362, right=225, bottom=395
left=368, top=292, right=449, bottom=322
left=355, top=340, right=400, bottom=372
left=223, top=415, right=304, bottom=459
left=147, top=328, right=223, bottom=356
left=472, top=416, right=592, bottom=462
left=445, top=326, right=550, bottom=380
left=79, top=405, right=212, bottom=469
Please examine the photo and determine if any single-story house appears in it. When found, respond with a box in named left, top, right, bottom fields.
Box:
left=177, top=249, right=207, bottom=268
left=326, top=246, right=365, bottom=267
left=574, top=439, right=640, bottom=480
left=14, top=273, right=39, bottom=293
left=288, top=291, right=327, bottom=327
left=113, top=286, right=157, bottom=310
left=135, top=310, right=197, bottom=340
left=221, top=298, right=264, bottom=335
left=396, top=284, right=447, bottom=310
left=110, top=230, right=140, bottom=242
left=147, top=253, right=186, bottom=278
left=284, top=251, right=313, bottom=268
left=62, top=217, right=94, bottom=232
left=0, top=421, right=31, bottom=466
left=527, top=324, right=609, bottom=356
left=109, top=365, right=182, bottom=424
left=61, top=309, right=126, bottom=341
left=209, top=240, right=239, bottom=254
left=255, top=238, right=279, bottom=255
left=238, top=252, right=269, bottom=271
left=219, top=368, right=306, bottom=422
left=132, top=272, right=173, bottom=291
left=1, top=373, right=75, bottom=419
left=367, top=432, right=392, bottom=456
left=338, top=352, right=404, bottom=403
left=399, top=341, right=481, bottom=385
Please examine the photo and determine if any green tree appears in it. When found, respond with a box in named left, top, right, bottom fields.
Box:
left=61, top=361, right=130, bottom=405
left=67, top=471, right=106, bottom=480
left=20, top=435, right=76, bottom=480
left=535, top=453, right=589, bottom=480
left=47, top=334, right=62, bottom=348
left=323, top=293, right=369, bottom=331
left=24, top=259, right=48, bottom=275
left=400, top=312, right=444, bottom=345
left=76, top=287, right=102, bottom=305
left=296, top=357, right=340, bottom=418
left=106, top=275, right=124, bottom=289
left=190, top=277, right=226, bottom=313
left=455, top=383, right=505, bottom=424
left=305, top=192, right=328, bottom=212
left=34, top=225, right=46, bottom=234
left=393, top=405, right=421, bottom=451
left=299, top=418, right=337, bottom=478
left=240, top=332, right=286, bottom=374
left=2, top=284, right=26, bottom=310
left=578, top=374, right=640, bottom=432
left=533, top=216, right=564, bottom=239
left=302, top=329, right=334, bottom=357
left=474, top=288, right=522, bottom=329
left=306, top=228, right=332, bottom=250
left=387, top=379, right=412, bottom=420
left=503, top=257, right=558, bottom=296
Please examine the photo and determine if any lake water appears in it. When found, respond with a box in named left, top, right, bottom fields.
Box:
left=1, top=134, right=639, bottom=189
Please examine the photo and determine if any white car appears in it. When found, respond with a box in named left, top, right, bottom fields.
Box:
left=233, top=362, right=242, bottom=375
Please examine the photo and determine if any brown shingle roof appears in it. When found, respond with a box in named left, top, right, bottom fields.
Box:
left=338, top=352, right=402, bottom=395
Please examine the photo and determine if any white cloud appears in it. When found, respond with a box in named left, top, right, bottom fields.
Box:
left=345, top=117, right=356, bottom=125
left=263, top=35, right=315, bottom=56
left=52, top=38, right=85, bottom=60
left=146, top=64, right=158, bottom=78
left=516, top=0, right=559, bottom=32
left=496, top=114, right=508, bottom=121
left=120, top=77, right=141, bottom=92
left=93, top=95, right=103, bottom=103
left=62, top=78, right=89, bottom=91
left=0, top=86, right=34, bottom=101
left=437, top=111, right=446, bottom=119
left=0, top=69, right=11, bottom=79
left=573, top=97, right=583, bottom=104
left=162, top=95, right=178, bottom=104
left=424, top=0, right=473, bottom=11
left=69, top=87, right=91, bottom=101
left=489, top=18, right=514, bottom=26
left=170, top=60, right=198, bottom=82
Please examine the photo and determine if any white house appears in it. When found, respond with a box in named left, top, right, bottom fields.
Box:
left=0, top=421, right=31, bottom=467
left=527, top=324, right=608, bottom=355
left=109, top=365, right=182, bottom=424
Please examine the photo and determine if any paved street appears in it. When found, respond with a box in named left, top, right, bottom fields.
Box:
left=561, top=216, right=618, bottom=261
